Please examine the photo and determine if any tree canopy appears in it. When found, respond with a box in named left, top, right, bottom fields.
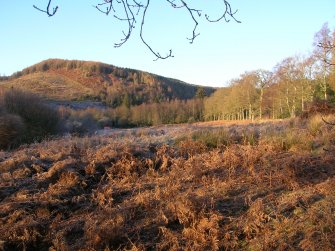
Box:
left=204, top=23, right=335, bottom=121
left=33, top=0, right=240, bottom=60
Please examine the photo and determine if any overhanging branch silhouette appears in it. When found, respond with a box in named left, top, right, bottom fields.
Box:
left=33, top=0, right=240, bottom=60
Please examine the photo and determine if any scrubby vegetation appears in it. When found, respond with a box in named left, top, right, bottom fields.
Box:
left=0, top=114, right=24, bottom=149
left=0, top=89, right=60, bottom=149
left=1, top=113, right=335, bottom=250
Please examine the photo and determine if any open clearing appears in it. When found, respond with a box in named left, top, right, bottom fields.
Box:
left=1, top=117, right=335, bottom=250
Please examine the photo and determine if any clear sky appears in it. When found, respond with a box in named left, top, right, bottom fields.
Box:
left=1, top=1, right=335, bottom=87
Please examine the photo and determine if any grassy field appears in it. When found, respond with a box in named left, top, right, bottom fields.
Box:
left=1, top=115, right=335, bottom=250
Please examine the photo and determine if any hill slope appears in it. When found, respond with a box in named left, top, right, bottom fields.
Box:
left=0, top=59, right=215, bottom=106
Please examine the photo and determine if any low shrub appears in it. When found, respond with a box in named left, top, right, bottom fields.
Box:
left=260, top=128, right=313, bottom=152
left=0, top=114, right=25, bottom=149
left=241, top=129, right=259, bottom=146
left=301, top=100, right=335, bottom=119
left=2, top=89, right=60, bottom=143
left=97, top=116, right=113, bottom=128
left=65, top=113, right=98, bottom=135
left=307, top=114, right=324, bottom=136
left=191, top=129, right=233, bottom=148
left=187, top=127, right=259, bottom=149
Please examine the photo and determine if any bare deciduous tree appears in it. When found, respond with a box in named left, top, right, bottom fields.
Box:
left=255, top=69, right=273, bottom=119
left=317, top=39, right=335, bottom=66
left=314, top=23, right=334, bottom=100
left=33, top=0, right=240, bottom=60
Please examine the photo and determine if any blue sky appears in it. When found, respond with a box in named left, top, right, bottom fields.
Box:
left=1, top=0, right=335, bottom=87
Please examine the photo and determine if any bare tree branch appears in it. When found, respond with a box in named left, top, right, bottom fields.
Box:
left=33, top=0, right=58, bottom=17
left=33, top=0, right=240, bottom=59
left=166, top=0, right=201, bottom=44
left=205, top=0, right=241, bottom=23
left=140, top=0, right=173, bottom=60
left=318, top=42, right=335, bottom=66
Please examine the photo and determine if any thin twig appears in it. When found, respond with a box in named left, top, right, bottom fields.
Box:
left=33, top=0, right=240, bottom=59
left=33, top=0, right=58, bottom=17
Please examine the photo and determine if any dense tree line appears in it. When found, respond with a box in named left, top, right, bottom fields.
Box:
left=116, top=98, right=204, bottom=127
left=61, top=97, right=205, bottom=131
left=205, top=23, right=335, bottom=121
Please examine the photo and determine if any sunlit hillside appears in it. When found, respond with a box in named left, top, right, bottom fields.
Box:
left=0, top=59, right=215, bottom=105
left=0, top=72, right=94, bottom=101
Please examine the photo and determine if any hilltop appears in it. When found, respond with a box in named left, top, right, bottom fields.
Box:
left=0, top=59, right=215, bottom=107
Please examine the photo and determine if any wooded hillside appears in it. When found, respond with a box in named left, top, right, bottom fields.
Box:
left=0, top=59, right=215, bottom=106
